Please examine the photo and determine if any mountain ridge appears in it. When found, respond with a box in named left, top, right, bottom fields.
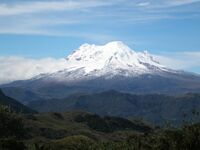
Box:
left=53, top=41, right=172, bottom=80
left=28, top=90, right=200, bottom=126
left=0, top=89, right=36, bottom=113
left=1, top=41, right=200, bottom=101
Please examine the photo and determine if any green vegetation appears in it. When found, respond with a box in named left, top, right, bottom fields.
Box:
left=0, top=103, right=200, bottom=150
left=0, top=105, right=26, bottom=150
left=1, top=90, right=200, bottom=150
left=74, top=113, right=151, bottom=133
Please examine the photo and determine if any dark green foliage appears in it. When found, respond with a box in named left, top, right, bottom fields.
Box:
left=51, top=112, right=64, bottom=120
left=51, top=135, right=94, bottom=150
left=2, top=87, right=200, bottom=149
left=38, top=128, right=68, bottom=139
left=74, top=113, right=152, bottom=133
left=75, top=114, right=112, bottom=132
left=0, top=105, right=25, bottom=139
left=88, top=123, right=200, bottom=150
left=181, top=123, right=200, bottom=149
left=0, top=107, right=200, bottom=149
left=0, top=138, right=26, bottom=150
left=0, top=105, right=27, bottom=150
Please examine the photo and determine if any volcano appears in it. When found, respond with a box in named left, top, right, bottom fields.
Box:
left=2, top=41, right=200, bottom=102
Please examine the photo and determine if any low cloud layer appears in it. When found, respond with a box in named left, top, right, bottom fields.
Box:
left=154, top=52, right=200, bottom=71
left=0, top=56, right=68, bottom=84
left=0, top=51, right=200, bottom=84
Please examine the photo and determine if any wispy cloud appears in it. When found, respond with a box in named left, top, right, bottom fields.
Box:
left=137, top=0, right=200, bottom=8
left=166, top=0, right=200, bottom=7
left=0, top=0, right=199, bottom=37
left=137, top=2, right=151, bottom=7
left=154, top=51, right=200, bottom=71
left=0, top=0, right=114, bottom=16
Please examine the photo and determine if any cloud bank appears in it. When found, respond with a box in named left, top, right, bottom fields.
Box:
left=154, top=52, right=200, bottom=71
left=0, top=51, right=200, bottom=84
left=0, top=56, right=68, bottom=84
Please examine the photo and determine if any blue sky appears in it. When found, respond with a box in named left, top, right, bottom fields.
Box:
left=0, top=0, right=200, bottom=83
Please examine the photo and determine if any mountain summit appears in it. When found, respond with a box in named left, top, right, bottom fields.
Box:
left=2, top=41, right=200, bottom=101
left=43, top=41, right=171, bottom=82
left=65, top=41, right=167, bottom=77
left=34, top=41, right=175, bottom=83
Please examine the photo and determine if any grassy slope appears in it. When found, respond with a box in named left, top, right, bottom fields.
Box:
left=24, top=111, right=152, bottom=141
left=22, top=111, right=200, bottom=150
left=1, top=103, right=200, bottom=150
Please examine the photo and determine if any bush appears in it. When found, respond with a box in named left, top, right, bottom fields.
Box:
left=0, top=138, right=26, bottom=150
left=0, top=105, right=27, bottom=150
left=0, top=105, right=25, bottom=138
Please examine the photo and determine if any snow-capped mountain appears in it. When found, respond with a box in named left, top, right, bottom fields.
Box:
left=2, top=41, right=200, bottom=102
left=39, top=41, right=173, bottom=82
left=66, top=41, right=165, bottom=74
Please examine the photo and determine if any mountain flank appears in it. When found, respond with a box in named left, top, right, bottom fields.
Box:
left=0, top=89, right=36, bottom=113
left=28, top=90, right=200, bottom=126
left=2, top=41, right=200, bottom=101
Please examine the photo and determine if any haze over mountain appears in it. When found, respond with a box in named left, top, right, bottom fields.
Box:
left=2, top=41, right=200, bottom=102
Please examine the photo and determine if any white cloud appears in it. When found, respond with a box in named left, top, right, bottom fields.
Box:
left=136, top=0, right=200, bottom=8
left=0, top=0, right=198, bottom=17
left=0, top=0, right=199, bottom=37
left=166, top=0, right=200, bottom=7
left=0, top=56, right=69, bottom=84
left=0, top=0, right=114, bottom=16
left=0, top=51, right=200, bottom=84
left=154, top=51, right=200, bottom=70
left=0, top=0, right=122, bottom=38
left=137, top=2, right=151, bottom=7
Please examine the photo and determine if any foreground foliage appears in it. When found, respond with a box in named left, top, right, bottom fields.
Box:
left=0, top=104, right=200, bottom=150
